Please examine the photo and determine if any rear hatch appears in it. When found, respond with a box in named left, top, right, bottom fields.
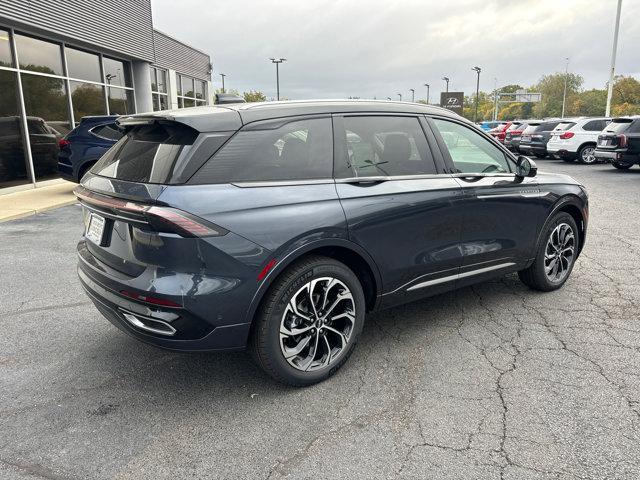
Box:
left=76, top=119, right=231, bottom=277
left=598, top=118, right=633, bottom=149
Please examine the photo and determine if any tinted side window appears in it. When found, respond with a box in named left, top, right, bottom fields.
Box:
left=628, top=121, right=640, bottom=133
left=336, top=116, right=436, bottom=178
left=92, top=123, right=124, bottom=141
left=432, top=118, right=512, bottom=174
left=194, top=117, right=332, bottom=183
left=583, top=120, right=604, bottom=131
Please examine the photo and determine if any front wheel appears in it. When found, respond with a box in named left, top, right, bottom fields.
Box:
left=249, top=256, right=365, bottom=386
left=578, top=145, right=597, bottom=164
left=519, top=212, right=579, bottom=292
left=612, top=161, right=632, bottom=170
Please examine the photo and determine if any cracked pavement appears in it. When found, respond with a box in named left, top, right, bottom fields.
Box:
left=1, top=161, right=639, bottom=479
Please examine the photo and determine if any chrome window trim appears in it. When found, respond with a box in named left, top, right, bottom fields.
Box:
left=335, top=173, right=447, bottom=183
left=231, top=178, right=336, bottom=188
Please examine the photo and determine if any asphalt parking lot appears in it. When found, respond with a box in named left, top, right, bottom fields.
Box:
left=1, top=160, right=639, bottom=480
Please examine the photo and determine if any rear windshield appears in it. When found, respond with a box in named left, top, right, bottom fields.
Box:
left=91, top=122, right=198, bottom=184
left=506, top=123, right=521, bottom=132
left=604, top=119, right=633, bottom=134
left=555, top=122, right=576, bottom=131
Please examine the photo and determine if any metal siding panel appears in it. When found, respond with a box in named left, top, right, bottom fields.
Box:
left=0, top=0, right=155, bottom=61
left=153, top=30, right=211, bottom=80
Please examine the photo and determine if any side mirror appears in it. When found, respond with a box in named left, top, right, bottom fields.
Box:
left=515, top=155, right=537, bottom=178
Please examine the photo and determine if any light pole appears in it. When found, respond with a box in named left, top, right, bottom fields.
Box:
left=387, top=97, right=392, bottom=101
left=561, top=58, right=569, bottom=118
left=442, top=77, right=450, bottom=93
left=410, top=88, right=415, bottom=102
left=269, top=58, right=286, bottom=101
left=493, top=78, right=499, bottom=121
left=219, top=73, right=226, bottom=93
left=397, top=93, right=402, bottom=101
left=424, top=83, right=430, bottom=104
left=472, top=66, right=481, bottom=123
left=605, top=0, right=623, bottom=116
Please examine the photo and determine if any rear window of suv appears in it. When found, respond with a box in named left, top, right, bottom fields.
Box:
left=604, top=119, right=634, bottom=134
left=91, top=121, right=198, bottom=184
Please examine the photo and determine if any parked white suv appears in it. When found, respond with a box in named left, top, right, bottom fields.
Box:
left=547, top=117, right=611, bottom=164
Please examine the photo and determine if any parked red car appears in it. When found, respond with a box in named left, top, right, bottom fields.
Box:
left=487, top=121, right=518, bottom=143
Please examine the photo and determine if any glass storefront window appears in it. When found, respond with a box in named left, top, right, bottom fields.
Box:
left=108, top=87, right=134, bottom=115
left=69, top=81, right=106, bottom=121
left=150, top=67, right=167, bottom=94
left=66, top=47, right=101, bottom=83
left=0, top=29, right=13, bottom=67
left=195, top=81, right=205, bottom=100
left=14, top=33, right=63, bottom=76
left=21, top=72, right=72, bottom=180
left=153, top=93, right=168, bottom=111
left=103, top=57, right=131, bottom=88
left=181, top=75, right=194, bottom=97
left=0, top=70, right=31, bottom=188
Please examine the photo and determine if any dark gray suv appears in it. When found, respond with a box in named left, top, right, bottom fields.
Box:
left=76, top=100, right=588, bottom=386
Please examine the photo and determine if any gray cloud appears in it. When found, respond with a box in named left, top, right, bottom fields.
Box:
left=151, top=0, right=640, bottom=101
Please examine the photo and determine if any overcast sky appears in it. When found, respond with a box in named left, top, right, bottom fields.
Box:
left=152, top=0, right=640, bottom=101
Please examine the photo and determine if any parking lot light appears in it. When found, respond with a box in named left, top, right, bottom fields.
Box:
left=424, top=83, right=430, bottom=104
left=472, top=67, right=481, bottom=122
left=219, top=73, right=226, bottom=93
left=605, top=0, right=623, bottom=117
left=397, top=93, right=402, bottom=101
left=410, top=88, right=415, bottom=102
left=561, top=58, right=569, bottom=118
left=269, top=58, right=286, bottom=101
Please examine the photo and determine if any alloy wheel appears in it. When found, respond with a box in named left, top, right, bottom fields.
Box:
left=279, top=277, right=355, bottom=372
left=581, top=147, right=596, bottom=164
left=544, top=223, right=575, bottom=283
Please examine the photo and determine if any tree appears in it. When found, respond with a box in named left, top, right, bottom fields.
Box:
left=612, top=76, right=640, bottom=115
left=243, top=90, right=266, bottom=102
left=532, top=72, right=583, bottom=118
left=568, top=89, right=606, bottom=117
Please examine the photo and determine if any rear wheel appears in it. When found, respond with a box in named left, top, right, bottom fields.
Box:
left=578, top=145, right=597, bottom=164
left=612, top=161, right=632, bottom=170
left=250, top=256, right=365, bottom=386
left=562, top=157, right=575, bottom=163
left=519, top=212, right=579, bottom=292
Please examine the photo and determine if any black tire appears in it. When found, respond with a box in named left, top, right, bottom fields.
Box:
left=577, top=144, right=597, bottom=164
left=534, top=152, right=546, bottom=159
left=612, top=161, right=632, bottom=170
left=562, top=157, right=575, bottom=163
left=249, top=255, right=366, bottom=386
left=518, top=212, right=579, bottom=292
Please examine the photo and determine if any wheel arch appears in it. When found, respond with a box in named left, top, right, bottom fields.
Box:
left=538, top=195, right=587, bottom=257
left=243, top=239, right=382, bottom=328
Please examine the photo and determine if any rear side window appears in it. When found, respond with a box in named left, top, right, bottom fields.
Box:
left=92, top=123, right=124, bottom=141
left=628, top=120, right=640, bottom=133
left=336, top=116, right=436, bottom=178
left=556, top=122, right=576, bottom=131
left=192, top=117, right=332, bottom=183
left=583, top=120, right=605, bottom=131
left=91, top=122, right=198, bottom=184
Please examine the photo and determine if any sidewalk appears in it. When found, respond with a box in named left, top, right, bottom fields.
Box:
left=0, top=182, right=77, bottom=222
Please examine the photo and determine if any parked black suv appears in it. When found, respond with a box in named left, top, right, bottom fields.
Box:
left=76, top=101, right=588, bottom=386
left=594, top=116, right=640, bottom=169
left=518, top=120, right=562, bottom=158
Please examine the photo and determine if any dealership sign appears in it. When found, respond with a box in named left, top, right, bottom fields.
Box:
left=440, top=92, right=464, bottom=114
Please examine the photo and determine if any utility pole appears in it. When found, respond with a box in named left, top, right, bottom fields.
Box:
left=605, top=0, right=623, bottom=116
left=442, top=76, right=450, bottom=93
left=397, top=93, right=402, bottom=101
left=424, top=83, right=430, bottom=104
left=472, top=66, right=481, bottom=123
left=410, top=88, right=415, bottom=102
left=561, top=58, right=569, bottom=118
left=219, top=73, right=226, bottom=93
left=493, top=78, right=499, bottom=121
left=269, top=58, right=286, bottom=101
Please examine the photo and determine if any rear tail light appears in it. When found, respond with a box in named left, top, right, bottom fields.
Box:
left=559, top=132, right=574, bottom=139
left=74, top=186, right=227, bottom=238
left=59, top=138, right=71, bottom=148
left=618, top=134, right=627, bottom=148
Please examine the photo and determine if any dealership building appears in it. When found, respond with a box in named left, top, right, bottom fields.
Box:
left=0, top=0, right=213, bottom=191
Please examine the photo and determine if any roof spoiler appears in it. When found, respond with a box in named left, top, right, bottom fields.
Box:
left=117, top=114, right=176, bottom=127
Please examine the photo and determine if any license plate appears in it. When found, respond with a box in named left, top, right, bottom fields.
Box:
left=86, top=213, right=106, bottom=245
left=521, top=135, right=531, bottom=142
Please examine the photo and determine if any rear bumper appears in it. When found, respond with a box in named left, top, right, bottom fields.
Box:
left=547, top=148, right=577, bottom=160
left=77, top=241, right=252, bottom=351
left=594, top=149, right=636, bottom=163
left=519, top=144, right=546, bottom=155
